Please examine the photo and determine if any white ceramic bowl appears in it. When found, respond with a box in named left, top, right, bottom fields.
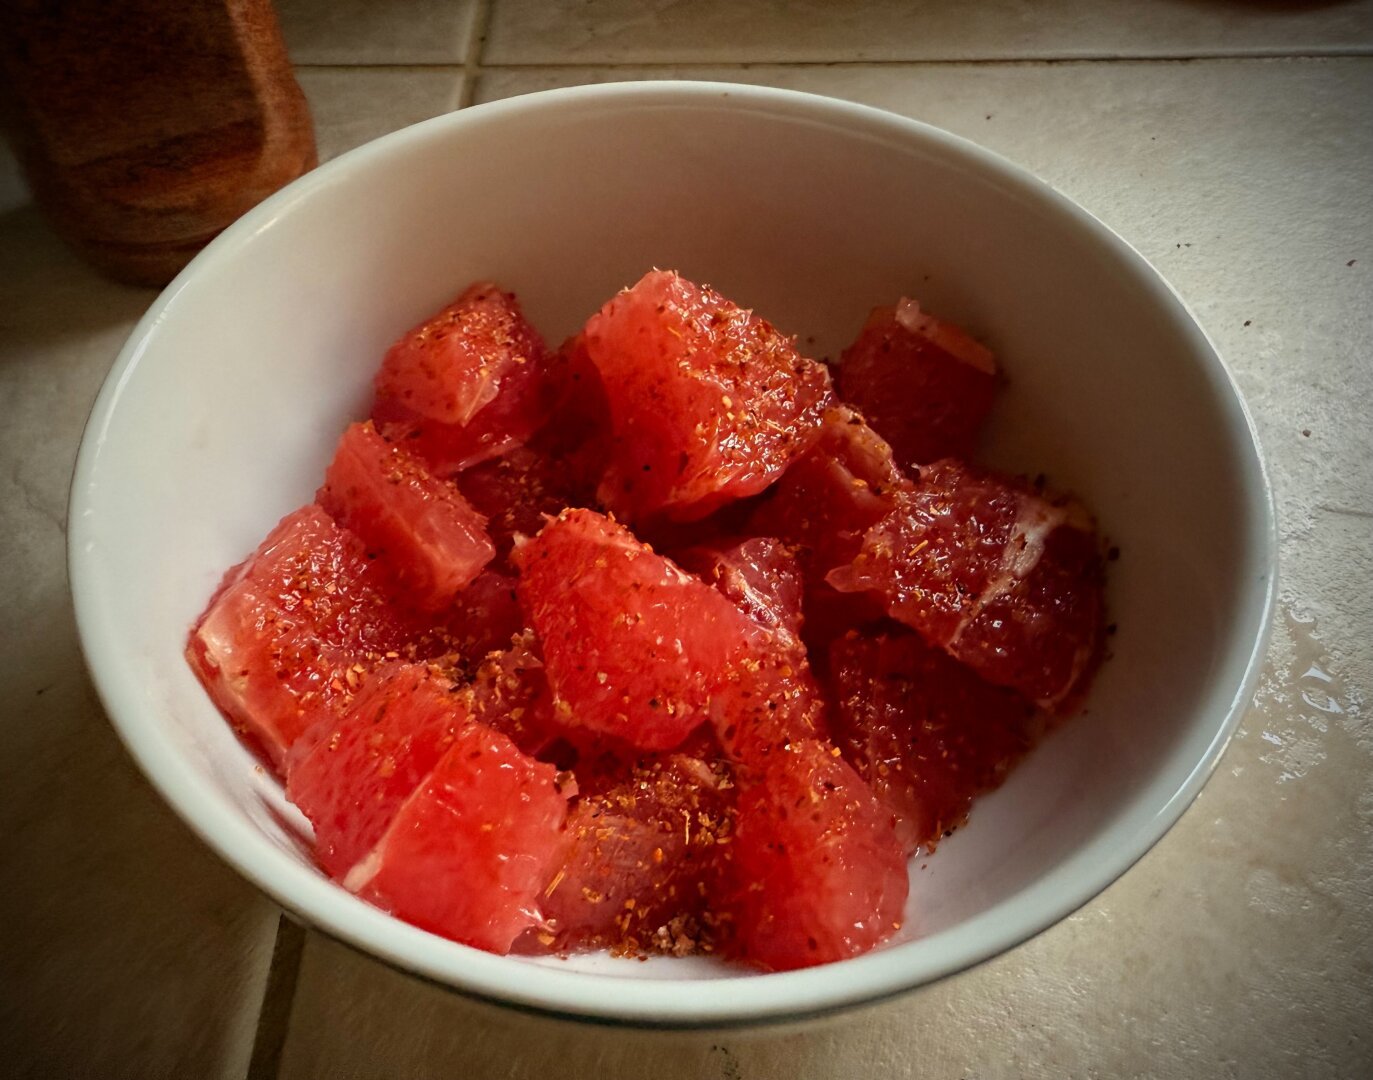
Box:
left=69, top=82, right=1275, bottom=1027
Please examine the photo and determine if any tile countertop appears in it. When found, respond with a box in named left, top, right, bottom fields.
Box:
left=2, top=2, right=1370, bottom=1077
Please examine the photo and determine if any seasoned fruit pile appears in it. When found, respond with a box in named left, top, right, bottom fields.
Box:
left=187, top=271, right=1107, bottom=971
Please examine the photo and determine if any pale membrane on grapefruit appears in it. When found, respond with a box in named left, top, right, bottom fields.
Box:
left=828, top=459, right=1105, bottom=707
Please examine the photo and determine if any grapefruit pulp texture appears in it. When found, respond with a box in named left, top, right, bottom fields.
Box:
left=188, top=504, right=425, bottom=768
left=286, top=661, right=469, bottom=878
left=584, top=270, right=834, bottom=522
left=837, top=299, right=998, bottom=469
left=318, top=420, right=494, bottom=610
left=372, top=282, right=557, bottom=472
left=828, top=459, right=1106, bottom=707
left=514, top=508, right=770, bottom=752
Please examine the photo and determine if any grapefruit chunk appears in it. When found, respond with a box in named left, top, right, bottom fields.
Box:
left=372, top=283, right=556, bottom=472
left=540, top=753, right=736, bottom=955
left=828, top=460, right=1106, bottom=706
left=286, top=662, right=468, bottom=878
left=747, top=407, right=904, bottom=661
left=710, top=649, right=829, bottom=768
left=374, top=282, right=550, bottom=427
left=186, top=504, right=416, bottom=768
left=454, top=443, right=593, bottom=563
left=677, top=536, right=804, bottom=638
left=680, top=539, right=826, bottom=766
left=750, top=406, right=907, bottom=580
left=954, top=521, right=1106, bottom=707
left=317, top=421, right=495, bottom=609
left=514, top=508, right=768, bottom=751
left=828, top=629, right=1038, bottom=854
left=442, top=568, right=524, bottom=665
left=467, top=629, right=559, bottom=757
left=727, top=740, right=908, bottom=971
left=541, top=332, right=613, bottom=473
left=584, top=270, right=833, bottom=521
left=837, top=299, right=998, bottom=467
left=353, top=721, right=569, bottom=953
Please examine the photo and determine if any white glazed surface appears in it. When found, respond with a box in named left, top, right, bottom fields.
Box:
left=68, top=82, right=1274, bottom=1025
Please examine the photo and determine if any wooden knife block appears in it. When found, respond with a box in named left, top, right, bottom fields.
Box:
left=0, top=0, right=317, bottom=285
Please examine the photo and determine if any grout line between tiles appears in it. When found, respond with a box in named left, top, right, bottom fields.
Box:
left=458, top=0, right=495, bottom=109
left=245, top=915, right=309, bottom=1080
left=292, top=50, right=1373, bottom=72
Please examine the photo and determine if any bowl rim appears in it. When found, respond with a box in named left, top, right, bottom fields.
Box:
left=67, top=79, right=1278, bottom=1028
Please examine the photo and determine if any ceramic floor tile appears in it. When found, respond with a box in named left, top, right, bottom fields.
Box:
left=276, top=0, right=479, bottom=66
left=484, top=0, right=1373, bottom=64
left=0, top=212, right=284, bottom=1079
left=274, top=931, right=960, bottom=1080
left=267, top=59, right=1370, bottom=1079
left=297, top=67, right=464, bottom=162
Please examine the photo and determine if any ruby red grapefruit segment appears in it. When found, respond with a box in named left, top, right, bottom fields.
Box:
left=837, top=299, right=998, bottom=468
left=186, top=504, right=417, bottom=769
left=454, top=443, right=594, bottom=564
left=285, top=661, right=468, bottom=878
left=440, top=568, right=524, bottom=666
left=584, top=270, right=834, bottom=522
left=538, top=753, right=736, bottom=956
left=828, top=628, right=1038, bottom=855
left=726, top=739, right=908, bottom=971
left=514, top=508, right=769, bottom=751
left=467, top=628, right=559, bottom=757
left=750, top=405, right=907, bottom=581
left=676, top=536, right=805, bottom=639
left=374, top=282, right=550, bottom=427
left=827, top=459, right=1106, bottom=706
left=351, top=721, right=569, bottom=954
left=372, top=283, right=557, bottom=473
left=317, top=421, right=495, bottom=610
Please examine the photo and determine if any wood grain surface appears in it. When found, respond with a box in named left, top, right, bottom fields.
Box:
left=0, top=0, right=316, bottom=284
